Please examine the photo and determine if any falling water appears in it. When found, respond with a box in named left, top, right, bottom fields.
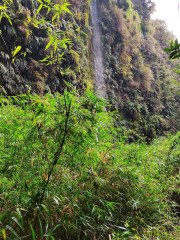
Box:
left=91, top=0, right=106, bottom=98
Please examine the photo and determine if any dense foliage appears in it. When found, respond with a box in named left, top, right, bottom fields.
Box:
left=98, top=0, right=180, bottom=140
left=1, top=0, right=180, bottom=239
left=0, top=0, right=93, bottom=95
left=0, top=0, right=180, bottom=140
left=1, top=90, right=180, bottom=239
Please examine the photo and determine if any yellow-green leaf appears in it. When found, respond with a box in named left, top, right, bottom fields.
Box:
left=54, top=37, right=57, bottom=53
left=2, top=12, right=12, bottom=25
left=2, top=229, right=6, bottom=240
left=12, top=46, right=21, bottom=57
left=51, top=50, right=53, bottom=58
left=52, top=12, right=58, bottom=22
left=36, top=4, right=43, bottom=14
left=45, top=35, right=56, bottom=50
left=0, top=6, right=8, bottom=10
left=81, top=31, right=87, bottom=36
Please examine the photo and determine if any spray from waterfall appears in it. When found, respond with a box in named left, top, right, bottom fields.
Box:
left=91, top=0, right=106, bottom=98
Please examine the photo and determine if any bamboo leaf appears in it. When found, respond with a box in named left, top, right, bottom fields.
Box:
left=175, top=39, right=179, bottom=48
left=54, top=37, right=57, bottom=53
left=40, top=204, right=49, bottom=214
left=2, top=12, right=12, bottom=25
left=12, top=46, right=21, bottom=57
left=30, top=224, right=36, bottom=240
left=6, top=225, right=20, bottom=239
left=52, top=12, right=58, bottom=22
left=81, top=31, right=87, bottom=36
left=45, top=35, right=56, bottom=50
left=40, top=56, right=49, bottom=62
left=60, top=4, right=72, bottom=14
left=12, top=217, right=23, bottom=230
left=38, top=216, right=43, bottom=237
left=36, top=4, right=43, bottom=14
left=0, top=6, right=8, bottom=10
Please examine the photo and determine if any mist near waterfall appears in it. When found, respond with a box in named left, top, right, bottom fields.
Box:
left=91, top=0, right=106, bottom=99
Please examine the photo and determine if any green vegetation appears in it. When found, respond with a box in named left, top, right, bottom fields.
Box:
left=1, top=0, right=180, bottom=239
left=1, top=90, right=180, bottom=239
left=0, top=0, right=180, bottom=140
left=98, top=0, right=180, bottom=140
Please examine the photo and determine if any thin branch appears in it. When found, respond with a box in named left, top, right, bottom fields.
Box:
left=33, top=95, right=71, bottom=230
left=0, top=33, right=11, bottom=57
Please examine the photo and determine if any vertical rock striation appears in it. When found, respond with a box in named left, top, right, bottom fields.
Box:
left=91, top=0, right=106, bottom=98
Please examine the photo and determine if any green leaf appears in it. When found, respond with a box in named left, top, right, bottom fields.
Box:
left=172, top=53, right=180, bottom=59
left=54, top=37, right=58, bottom=53
left=12, top=46, right=21, bottom=57
left=40, top=56, right=49, bottom=62
left=0, top=6, right=8, bottom=10
left=1, top=229, right=6, bottom=240
left=169, top=52, right=177, bottom=59
left=37, top=206, right=45, bottom=219
left=12, top=217, right=23, bottom=230
left=6, top=225, right=20, bottom=239
left=51, top=224, right=60, bottom=234
left=164, top=48, right=170, bottom=52
left=38, top=216, right=43, bottom=237
left=52, top=12, right=58, bottom=22
left=40, top=204, right=49, bottom=214
left=47, top=6, right=50, bottom=14
left=45, top=35, right=56, bottom=51
left=170, top=40, right=173, bottom=48
left=36, top=4, right=43, bottom=14
left=66, top=66, right=71, bottom=72
left=175, top=39, right=178, bottom=48
left=60, top=4, right=72, bottom=14
left=51, top=50, right=53, bottom=58
left=30, top=224, right=36, bottom=240
left=81, top=31, right=87, bottom=36
left=2, top=12, right=12, bottom=25
left=0, top=211, right=6, bottom=223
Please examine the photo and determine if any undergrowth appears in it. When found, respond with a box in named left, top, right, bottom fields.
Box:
left=0, top=88, right=180, bottom=239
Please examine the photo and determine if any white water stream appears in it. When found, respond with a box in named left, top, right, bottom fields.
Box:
left=91, top=0, right=106, bottom=98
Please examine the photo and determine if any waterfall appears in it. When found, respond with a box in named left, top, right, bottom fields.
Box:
left=91, top=0, right=106, bottom=99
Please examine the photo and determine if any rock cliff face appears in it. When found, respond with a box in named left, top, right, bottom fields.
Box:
left=0, top=0, right=94, bottom=96
left=0, top=0, right=180, bottom=140
left=97, top=0, right=180, bottom=140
